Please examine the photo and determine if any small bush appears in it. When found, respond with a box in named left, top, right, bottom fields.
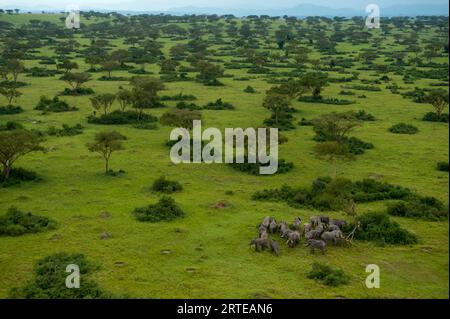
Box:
left=35, top=96, right=77, bottom=113
left=422, top=112, right=449, bottom=123
left=350, top=212, right=418, bottom=245
left=389, top=123, right=418, bottom=134
left=47, top=124, right=83, bottom=137
left=132, top=196, right=185, bottom=222
left=152, top=176, right=183, bottom=193
left=0, top=121, right=23, bottom=131
left=307, top=262, right=350, bottom=286
left=160, top=93, right=197, bottom=101
left=354, top=110, right=375, bottom=121
left=244, top=85, right=256, bottom=93
left=0, top=105, right=23, bottom=115
left=437, top=161, right=449, bottom=172
left=0, top=168, right=40, bottom=188
left=175, top=101, right=201, bottom=110
left=203, top=98, right=235, bottom=110
left=230, top=158, right=294, bottom=175
left=60, top=87, right=94, bottom=96
left=88, top=110, right=157, bottom=125
left=11, top=253, right=109, bottom=299
left=298, top=96, right=355, bottom=105
left=0, top=207, right=57, bottom=236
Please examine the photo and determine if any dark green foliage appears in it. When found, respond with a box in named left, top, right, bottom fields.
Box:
left=252, top=177, right=413, bottom=211
left=298, top=96, right=355, bottom=105
left=203, top=98, right=235, bottom=110
left=0, top=105, right=23, bottom=114
left=160, top=93, right=197, bottom=101
left=244, top=85, right=256, bottom=93
left=0, top=121, right=23, bottom=131
left=354, top=110, right=375, bottom=121
left=0, top=168, right=40, bottom=188
left=230, top=158, right=294, bottom=175
left=389, top=123, right=419, bottom=134
left=132, top=196, right=185, bottom=222
left=264, top=113, right=296, bottom=131
left=348, top=212, right=418, bottom=245
left=175, top=101, right=201, bottom=110
left=344, top=137, right=374, bottom=155
left=437, top=161, right=449, bottom=172
left=87, top=110, right=157, bottom=125
left=47, top=124, right=83, bottom=136
left=11, top=253, right=109, bottom=299
left=26, top=67, right=61, bottom=77
left=60, top=87, right=94, bottom=96
left=422, top=112, right=449, bottom=123
left=307, top=262, right=350, bottom=286
left=387, top=197, right=448, bottom=221
left=35, top=96, right=77, bottom=113
left=0, top=207, right=57, bottom=236
left=152, top=176, right=183, bottom=193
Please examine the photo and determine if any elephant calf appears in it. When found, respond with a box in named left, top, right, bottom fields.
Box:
left=250, top=238, right=268, bottom=252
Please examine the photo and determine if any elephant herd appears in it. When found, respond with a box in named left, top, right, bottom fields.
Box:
left=250, top=215, right=348, bottom=255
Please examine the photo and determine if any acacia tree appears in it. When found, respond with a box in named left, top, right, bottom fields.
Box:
left=0, top=130, right=45, bottom=179
left=100, top=61, right=119, bottom=79
left=130, top=77, right=165, bottom=119
left=0, top=87, right=22, bottom=106
left=262, top=93, right=291, bottom=124
left=426, top=89, right=449, bottom=117
left=87, top=131, right=126, bottom=174
left=62, top=72, right=91, bottom=91
left=312, top=112, right=361, bottom=144
left=6, top=59, right=24, bottom=82
left=116, top=89, right=133, bottom=111
left=301, top=72, right=329, bottom=99
left=57, top=59, right=79, bottom=74
left=90, top=93, right=116, bottom=115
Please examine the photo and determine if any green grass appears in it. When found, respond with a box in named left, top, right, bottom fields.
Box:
left=0, top=13, right=448, bottom=299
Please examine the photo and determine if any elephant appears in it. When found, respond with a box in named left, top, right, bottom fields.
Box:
left=321, top=230, right=343, bottom=245
left=269, top=239, right=280, bottom=255
left=286, top=230, right=300, bottom=248
left=292, top=217, right=302, bottom=230
left=269, top=220, right=278, bottom=233
left=305, top=239, right=327, bottom=254
left=250, top=238, right=268, bottom=252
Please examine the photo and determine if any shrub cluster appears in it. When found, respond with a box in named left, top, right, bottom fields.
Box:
left=11, top=253, right=109, bottom=299
left=0, top=207, right=57, bottom=236
left=0, top=121, right=23, bottom=131
left=437, top=161, right=449, bottom=172
left=151, top=176, right=183, bottom=194
left=307, top=262, right=350, bottom=286
left=389, top=123, right=419, bottom=134
left=298, top=96, right=355, bottom=105
left=387, top=197, right=448, bottom=221
left=203, top=98, right=235, bottom=110
left=347, top=212, right=418, bottom=245
left=132, top=196, right=185, bottom=222
left=252, top=177, right=414, bottom=211
left=35, top=96, right=78, bottom=113
left=422, top=112, right=449, bottom=123
left=88, top=110, right=157, bottom=125
left=47, top=124, right=83, bottom=137
left=230, top=158, right=294, bottom=175
left=0, top=168, right=40, bottom=188
left=0, top=105, right=23, bottom=115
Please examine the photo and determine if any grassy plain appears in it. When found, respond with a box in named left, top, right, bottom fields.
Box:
left=0, top=13, right=448, bottom=298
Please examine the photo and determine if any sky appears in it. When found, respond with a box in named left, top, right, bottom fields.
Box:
left=0, top=0, right=448, bottom=11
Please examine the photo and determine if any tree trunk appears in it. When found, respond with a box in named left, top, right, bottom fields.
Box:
left=105, top=159, right=109, bottom=174
left=2, top=164, right=11, bottom=179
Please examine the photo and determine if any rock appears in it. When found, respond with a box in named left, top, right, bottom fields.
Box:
left=100, top=231, right=111, bottom=240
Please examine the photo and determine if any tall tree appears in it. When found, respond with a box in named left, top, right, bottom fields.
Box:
left=87, top=131, right=126, bottom=174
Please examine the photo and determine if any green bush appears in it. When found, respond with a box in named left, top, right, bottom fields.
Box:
left=203, top=98, right=235, bottom=110
left=152, top=176, right=183, bottom=193
left=307, top=262, right=350, bottom=286
left=350, top=212, right=418, bottom=245
left=422, top=112, right=449, bottom=123
left=0, top=168, right=41, bottom=188
left=175, top=101, right=201, bottom=110
left=0, top=207, right=57, bottom=236
left=88, top=110, right=157, bottom=125
left=60, top=87, right=94, bottom=96
left=0, top=121, right=23, bottom=131
left=47, top=124, right=83, bottom=136
left=11, top=253, right=109, bottom=299
left=437, top=161, right=449, bottom=172
left=389, top=123, right=418, bottom=134
left=0, top=105, right=23, bottom=115
left=132, top=196, right=185, bottom=222
left=387, top=197, right=448, bottom=221
left=35, top=96, right=78, bottom=113
left=230, top=158, right=294, bottom=175
left=243, top=85, right=256, bottom=93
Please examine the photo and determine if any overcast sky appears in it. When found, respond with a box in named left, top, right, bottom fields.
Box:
left=0, top=0, right=447, bottom=11
left=0, top=0, right=448, bottom=11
